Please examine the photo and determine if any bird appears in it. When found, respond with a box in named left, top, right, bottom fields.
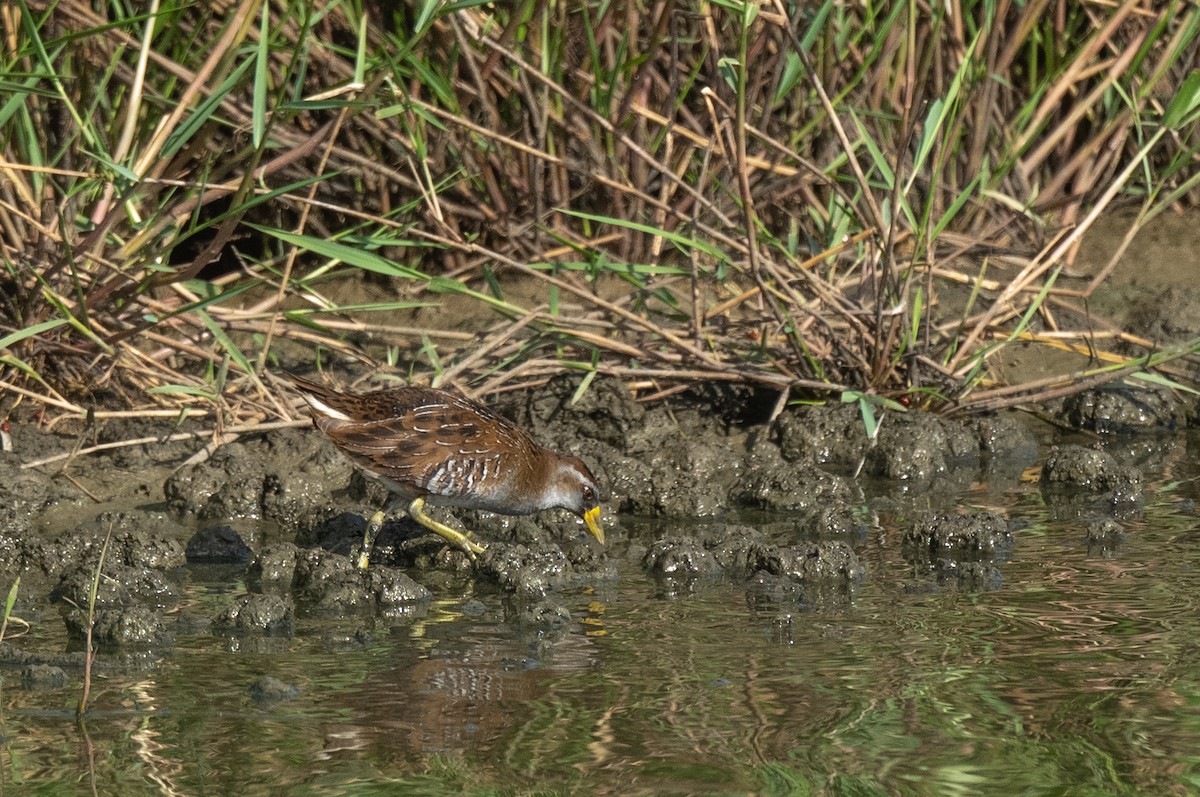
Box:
left=287, top=373, right=604, bottom=568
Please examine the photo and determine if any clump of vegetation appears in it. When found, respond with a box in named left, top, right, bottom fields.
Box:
left=1, top=0, right=1198, bottom=429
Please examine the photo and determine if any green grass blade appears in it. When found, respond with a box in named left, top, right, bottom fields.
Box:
left=0, top=317, right=68, bottom=349
left=1129, top=371, right=1200, bottom=396
left=250, top=225, right=428, bottom=279
left=162, top=57, right=255, bottom=160
left=1163, top=68, right=1200, bottom=128
left=558, top=209, right=727, bottom=264
left=195, top=308, right=254, bottom=376
left=906, top=28, right=982, bottom=193
left=252, top=3, right=269, bottom=148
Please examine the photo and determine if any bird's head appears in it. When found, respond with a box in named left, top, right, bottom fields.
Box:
left=545, top=454, right=604, bottom=544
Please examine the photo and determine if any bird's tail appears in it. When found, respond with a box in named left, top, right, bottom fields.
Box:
left=284, top=372, right=355, bottom=422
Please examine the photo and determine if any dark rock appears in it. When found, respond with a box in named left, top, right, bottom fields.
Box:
left=249, top=675, right=299, bottom=705
left=21, top=664, right=68, bottom=690
left=186, top=524, right=254, bottom=563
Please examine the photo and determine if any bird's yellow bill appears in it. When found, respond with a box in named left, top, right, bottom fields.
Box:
left=584, top=505, right=604, bottom=544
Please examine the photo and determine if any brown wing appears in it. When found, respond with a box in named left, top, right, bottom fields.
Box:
left=315, top=387, right=542, bottom=500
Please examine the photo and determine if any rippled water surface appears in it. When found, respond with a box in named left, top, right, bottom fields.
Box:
left=7, top=433, right=1200, bottom=796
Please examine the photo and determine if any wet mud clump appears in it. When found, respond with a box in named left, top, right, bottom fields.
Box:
left=164, top=427, right=346, bottom=530
left=643, top=522, right=864, bottom=605
left=246, top=543, right=432, bottom=615
left=643, top=537, right=724, bottom=579
left=1123, top=287, right=1200, bottom=377
left=478, top=542, right=612, bottom=598
left=775, top=402, right=1038, bottom=494
left=62, top=605, right=173, bottom=651
left=902, top=511, right=1015, bottom=592
left=249, top=675, right=300, bottom=706
left=52, top=555, right=178, bottom=654
left=734, top=440, right=855, bottom=513
left=21, top=664, right=69, bottom=691
left=1040, top=444, right=1144, bottom=518
left=1085, top=519, right=1127, bottom=556
left=213, top=594, right=295, bottom=636
left=1059, top=386, right=1184, bottom=434
left=747, top=540, right=864, bottom=588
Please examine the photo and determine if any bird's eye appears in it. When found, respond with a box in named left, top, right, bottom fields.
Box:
left=582, top=485, right=596, bottom=503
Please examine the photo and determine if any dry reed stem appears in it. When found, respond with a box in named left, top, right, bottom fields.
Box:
left=1, top=1, right=1194, bottom=425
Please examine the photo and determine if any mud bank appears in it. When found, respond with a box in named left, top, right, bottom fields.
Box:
left=0, top=372, right=1192, bottom=673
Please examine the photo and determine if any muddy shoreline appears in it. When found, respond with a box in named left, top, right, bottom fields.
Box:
left=0, top=368, right=1192, bottom=683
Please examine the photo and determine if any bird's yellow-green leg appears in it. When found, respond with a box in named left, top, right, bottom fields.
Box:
left=357, top=509, right=388, bottom=570
left=408, top=496, right=486, bottom=557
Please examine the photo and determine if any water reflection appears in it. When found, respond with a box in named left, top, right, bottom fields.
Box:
left=4, top=437, right=1200, bottom=794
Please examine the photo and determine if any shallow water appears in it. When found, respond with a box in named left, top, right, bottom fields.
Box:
left=6, top=433, right=1200, bottom=796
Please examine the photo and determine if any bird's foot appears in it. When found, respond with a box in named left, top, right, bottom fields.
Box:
left=357, top=509, right=387, bottom=570
left=408, top=497, right=486, bottom=559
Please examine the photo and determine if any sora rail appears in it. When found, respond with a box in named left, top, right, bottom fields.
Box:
left=288, top=374, right=604, bottom=568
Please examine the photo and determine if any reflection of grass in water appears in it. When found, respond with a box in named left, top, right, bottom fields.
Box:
left=2, top=488, right=1200, bottom=794
left=76, top=523, right=112, bottom=719
left=0, top=578, right=24, bottom=646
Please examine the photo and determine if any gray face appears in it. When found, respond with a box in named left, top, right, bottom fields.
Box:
left=545, top=455, right=604, bottom=544
left=550, top=456, right=601, bottom=516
